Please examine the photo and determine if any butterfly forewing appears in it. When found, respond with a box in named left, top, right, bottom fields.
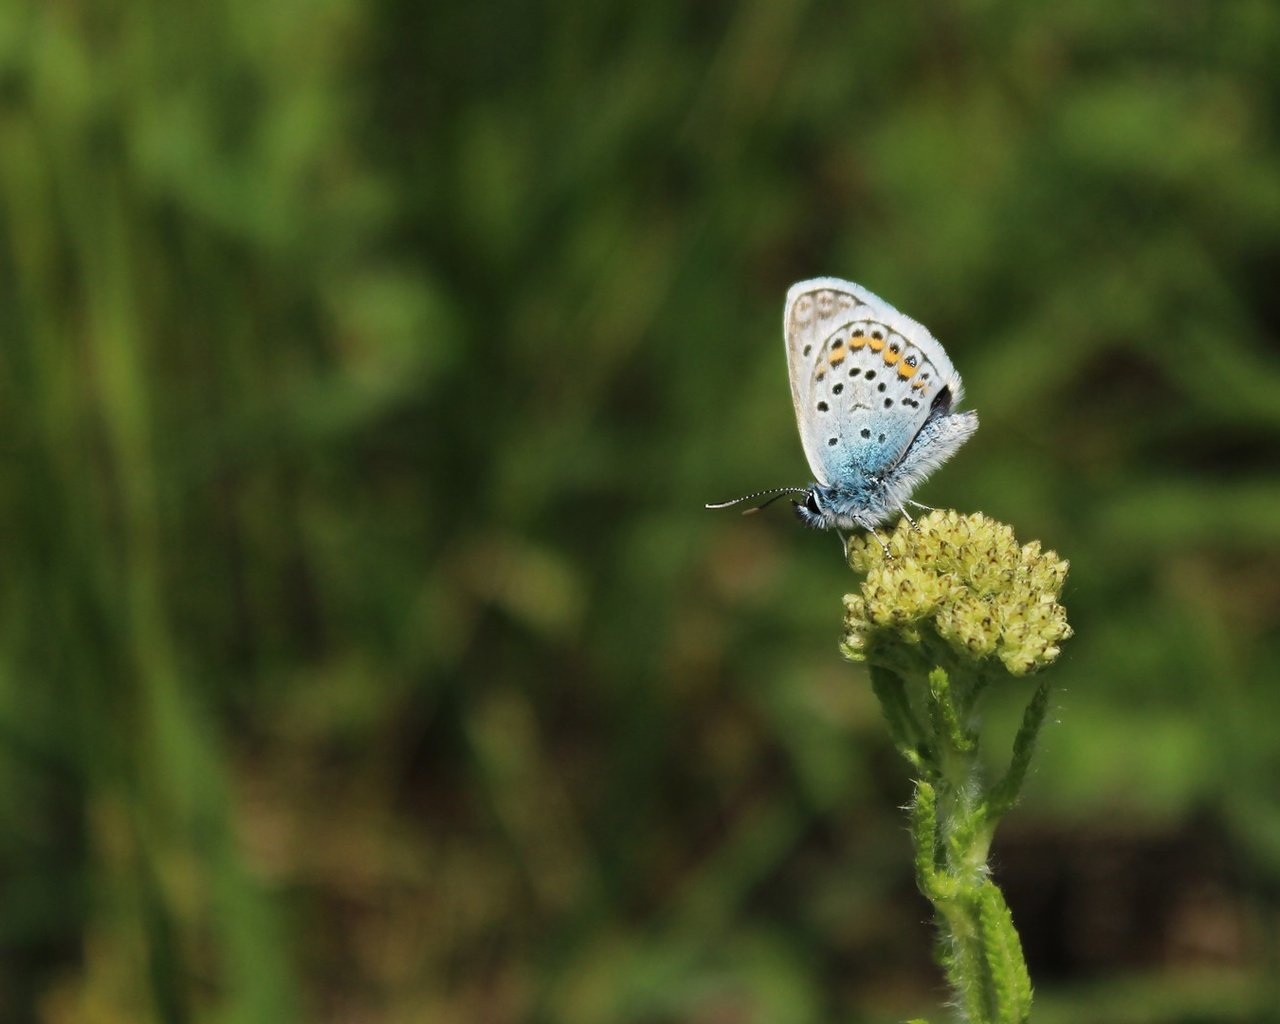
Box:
left=784, top=279, right=961, bottom=485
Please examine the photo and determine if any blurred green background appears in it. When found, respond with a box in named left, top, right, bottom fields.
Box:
left=3, top=1, right=1280, bottom=1021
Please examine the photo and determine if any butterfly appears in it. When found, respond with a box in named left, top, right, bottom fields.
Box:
left=708, top=278, right=978, bottom=550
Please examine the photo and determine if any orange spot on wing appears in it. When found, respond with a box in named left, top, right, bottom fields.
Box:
left=911, top=379, right=926, bottom=390
left=828, top=349, right=846, bottom=367
left=898, top=361, right=918, bottom=379
left=883, top=348, right=902, bottom=366
left=849, top=333, right=866, bottom=349
left=868, top=336, right=886, bottom=351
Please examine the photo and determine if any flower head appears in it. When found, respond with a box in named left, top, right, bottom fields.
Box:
left=841, top=511, right=1071, bottom=677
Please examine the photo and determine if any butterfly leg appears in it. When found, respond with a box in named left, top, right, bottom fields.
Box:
left=897, top=503, right=919, bottom=531
left=906, top=499, right=935, bottom=512
left=854, top=516, right=892, bottom=558
left=837, top=530, right=850, bottom=561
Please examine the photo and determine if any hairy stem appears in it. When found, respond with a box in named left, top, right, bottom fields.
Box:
left=878, top=667, right=1046, bottom=1023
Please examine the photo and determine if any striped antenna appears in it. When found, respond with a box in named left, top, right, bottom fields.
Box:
left=705, top=487, right=808, bottom=515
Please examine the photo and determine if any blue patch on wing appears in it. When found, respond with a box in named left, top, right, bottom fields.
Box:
left=817, top=414, right=919, bottom=488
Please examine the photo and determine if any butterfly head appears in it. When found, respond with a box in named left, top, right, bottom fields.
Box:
left=792, top=485, right=836, bottom=530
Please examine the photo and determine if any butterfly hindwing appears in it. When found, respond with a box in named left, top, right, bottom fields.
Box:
left=784, top=278, right=963, bottom=488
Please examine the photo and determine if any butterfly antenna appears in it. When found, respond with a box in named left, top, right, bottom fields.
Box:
left=705, top=487, right=808, bottom=515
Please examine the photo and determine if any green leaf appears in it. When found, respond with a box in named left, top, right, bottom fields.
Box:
left=978, top=881, right=1033, bottom=1024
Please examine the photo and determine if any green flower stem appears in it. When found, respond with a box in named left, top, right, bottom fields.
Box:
left=895, top=668, right=1041, bottom=1023
left=870, top=666, right=930, bottom=772
left=843, top=512, right=1071, bottom=1024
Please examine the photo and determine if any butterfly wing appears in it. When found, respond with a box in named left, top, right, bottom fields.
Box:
left=784, top=277, right=966, bottom=488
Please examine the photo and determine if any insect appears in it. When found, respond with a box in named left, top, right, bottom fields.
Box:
left=708, top=278, right=978, bottom=552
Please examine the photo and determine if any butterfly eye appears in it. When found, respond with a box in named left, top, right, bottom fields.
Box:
left=931, top=385, right=953, bottom=414
left=805, top=491, right=821, bottom=515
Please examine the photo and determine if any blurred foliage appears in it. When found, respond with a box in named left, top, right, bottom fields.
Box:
left=2, top=0, right=1280, bottom=1022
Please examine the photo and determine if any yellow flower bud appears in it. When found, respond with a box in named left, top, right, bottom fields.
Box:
left=842, top=512, right=1072, bottom=678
